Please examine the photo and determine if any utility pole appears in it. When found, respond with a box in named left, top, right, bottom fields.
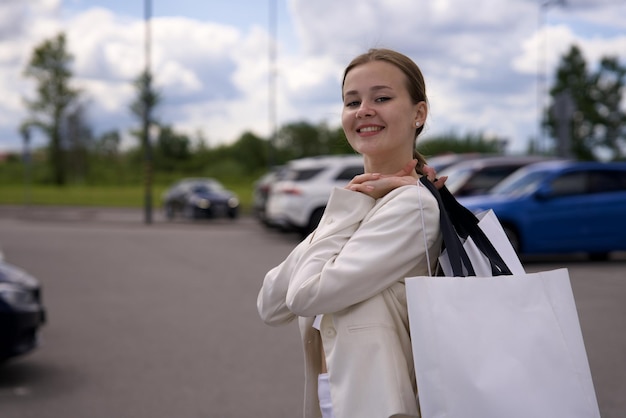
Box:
left=268, top=0, right=277, bottom=169
left=537, top=0, right=567, bottom=154
left=143, top=0, right=153, bottom=224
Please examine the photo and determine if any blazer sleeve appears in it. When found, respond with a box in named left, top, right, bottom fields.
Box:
left=257, top=187, right=375, bottom=325
left=285, top=182, right=440, bottom=317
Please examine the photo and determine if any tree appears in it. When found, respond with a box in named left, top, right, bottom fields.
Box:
left=153, top=125, right=191, bottom=171
left=546, top=45, right=626, bottom=161
left=229, top=131, right=268, bottom=174
left=417, top=131, right=505, bottom=156
left=95, top=130, right=121, bottom=157
left=326, top=126, right=354, bottom=155
left=63, top=101, right=93, bottom=182
left=271, top=121, right=353, bottom=162
left=129, top=70, right=160, bottom=147
left=274, top=121, right=323, bottom=159
left=22, top=32, right=81, bottom=185
left=129, top=69, right=160, bottom=223
left=588, top=57, right=626, bottom=160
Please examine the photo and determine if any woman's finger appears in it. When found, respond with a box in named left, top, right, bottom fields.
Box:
left=422, top=165, right=437, bottom=181
left=346, top=172, right=381, bottom=188
left=433, top=175, right=448, bottom=189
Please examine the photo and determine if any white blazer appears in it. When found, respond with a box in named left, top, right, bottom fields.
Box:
left=258, top=181, right=442, bottom=418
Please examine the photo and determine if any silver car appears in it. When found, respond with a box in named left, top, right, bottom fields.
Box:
left=438, top=155, right=555, bottom=197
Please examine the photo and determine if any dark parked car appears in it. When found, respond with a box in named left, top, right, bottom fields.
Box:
left=0, top=254, right=46, bottom=361
left=458, top=160, right=626, bottom=259
left=162, top=178, right=240, bottom=220
left=438, top=155, right=554, bottom=197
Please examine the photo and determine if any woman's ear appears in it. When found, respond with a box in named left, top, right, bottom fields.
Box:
left=414, top=101, right=427, bottom=127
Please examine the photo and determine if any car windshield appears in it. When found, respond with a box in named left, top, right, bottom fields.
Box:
left=490, top=169, right=547, bottom=197
left=438, top=166, right=473, bottom=194
left=192, top=181, right=223, bottom=193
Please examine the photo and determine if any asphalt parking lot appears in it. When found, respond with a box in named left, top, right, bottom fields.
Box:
left=0, top=205, right=624, bottom=418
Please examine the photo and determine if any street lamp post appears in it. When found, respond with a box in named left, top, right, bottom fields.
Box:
left=268, top=0, right=277, bottom=169
left=537, top=0, right=566, bottom=154
left=143, top=0, right=153, bottom=224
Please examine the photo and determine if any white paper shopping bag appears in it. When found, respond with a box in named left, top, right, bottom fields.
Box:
left=406, top=268, right=600, bottom=418
left=439, top=209, right=525, bottom=277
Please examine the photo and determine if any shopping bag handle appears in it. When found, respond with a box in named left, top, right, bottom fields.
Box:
left=436, top=184, right=512, bottom=276
left=419, top=177, right=475, bottom=276
left=420, top=177, right=513, bottom=276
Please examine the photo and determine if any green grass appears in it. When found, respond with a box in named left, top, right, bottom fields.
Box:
left=0, top=183, right=255, bottom=213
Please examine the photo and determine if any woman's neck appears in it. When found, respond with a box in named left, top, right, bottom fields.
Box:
left=363, top=154, right=419, bottom=178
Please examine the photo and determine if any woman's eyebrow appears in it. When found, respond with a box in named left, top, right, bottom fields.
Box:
left=343, top=85, right=392, bottom=97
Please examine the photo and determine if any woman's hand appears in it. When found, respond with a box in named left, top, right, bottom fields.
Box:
left=345, top=160, right=418, bottom=199
left=346, top=160, right=447, bottom=199
left=423, top=165, right=448, bottom=189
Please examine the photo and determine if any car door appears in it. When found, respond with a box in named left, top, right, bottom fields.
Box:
left=582, top=169, right=626, bottom=251
left=525, top=168, right=626, bottom=253
left=523, top=170, right=589, bottom=252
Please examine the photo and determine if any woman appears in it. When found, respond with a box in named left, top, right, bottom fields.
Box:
left=257, top=48, right=443, bottom=418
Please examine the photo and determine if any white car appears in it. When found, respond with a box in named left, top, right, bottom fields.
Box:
left=265, top=155, right=364, bottom=234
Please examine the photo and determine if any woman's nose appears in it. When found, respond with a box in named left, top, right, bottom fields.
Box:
left=355, top=103, right=374, bottom=119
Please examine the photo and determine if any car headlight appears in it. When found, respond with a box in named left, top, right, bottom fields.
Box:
left=190, top=196, right=210, bottom=209
left=196, top=198, right=210, bottom=209
left=228, top=197, right=240, bottom=208
left=0, top=283, right=35, bottom=307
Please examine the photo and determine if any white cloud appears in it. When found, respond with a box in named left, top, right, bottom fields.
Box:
left=0, top=0, right=624, bottom=155
left=287, top=0, right=625, bottom=151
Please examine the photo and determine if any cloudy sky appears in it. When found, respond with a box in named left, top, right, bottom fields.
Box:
left=1, top=0, right=624, bottom=155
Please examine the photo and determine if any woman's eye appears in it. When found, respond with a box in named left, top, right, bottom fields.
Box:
left=375, top=96, right=391, bottom=103
left=345, top=101, right=360, bottom=108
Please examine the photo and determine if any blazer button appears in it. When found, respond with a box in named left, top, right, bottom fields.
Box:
left=324, top=327, right=336, bottom=338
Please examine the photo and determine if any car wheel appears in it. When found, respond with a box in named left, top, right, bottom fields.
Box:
left=502, top=225, right=521, bottom=254
left=165, top=204, right=175, bottom=220
left=589, top=252, right=609, bottom=262
left=184, top=204, right=196, bottom=219
left=228, top=208, right=239, bottom=219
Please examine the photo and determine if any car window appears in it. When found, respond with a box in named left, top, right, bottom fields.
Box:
left=193, top=181, right=223, bottom=192
left=194, top=184, right=218, bottom=193
left=439, top=166, right=473, bottom=194
left=588, top=170, right=626, bottom=194
left=550, top=172, right=587, bottom=196
left=285, top=168, right=325, bottom=181
left=335, top=165, right=364, bottom=181
left=462, top=166, right=521, bottom=194
left=491, top=170, right=546, bottom=196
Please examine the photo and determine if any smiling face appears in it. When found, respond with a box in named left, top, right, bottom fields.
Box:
left=341, top=60, right=427, bottom=173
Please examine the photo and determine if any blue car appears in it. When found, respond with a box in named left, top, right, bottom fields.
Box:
left=458, top=160, right=626, bottom=259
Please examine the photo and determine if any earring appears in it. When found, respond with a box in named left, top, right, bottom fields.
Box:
left=415, top=121, right=421, bottom=128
